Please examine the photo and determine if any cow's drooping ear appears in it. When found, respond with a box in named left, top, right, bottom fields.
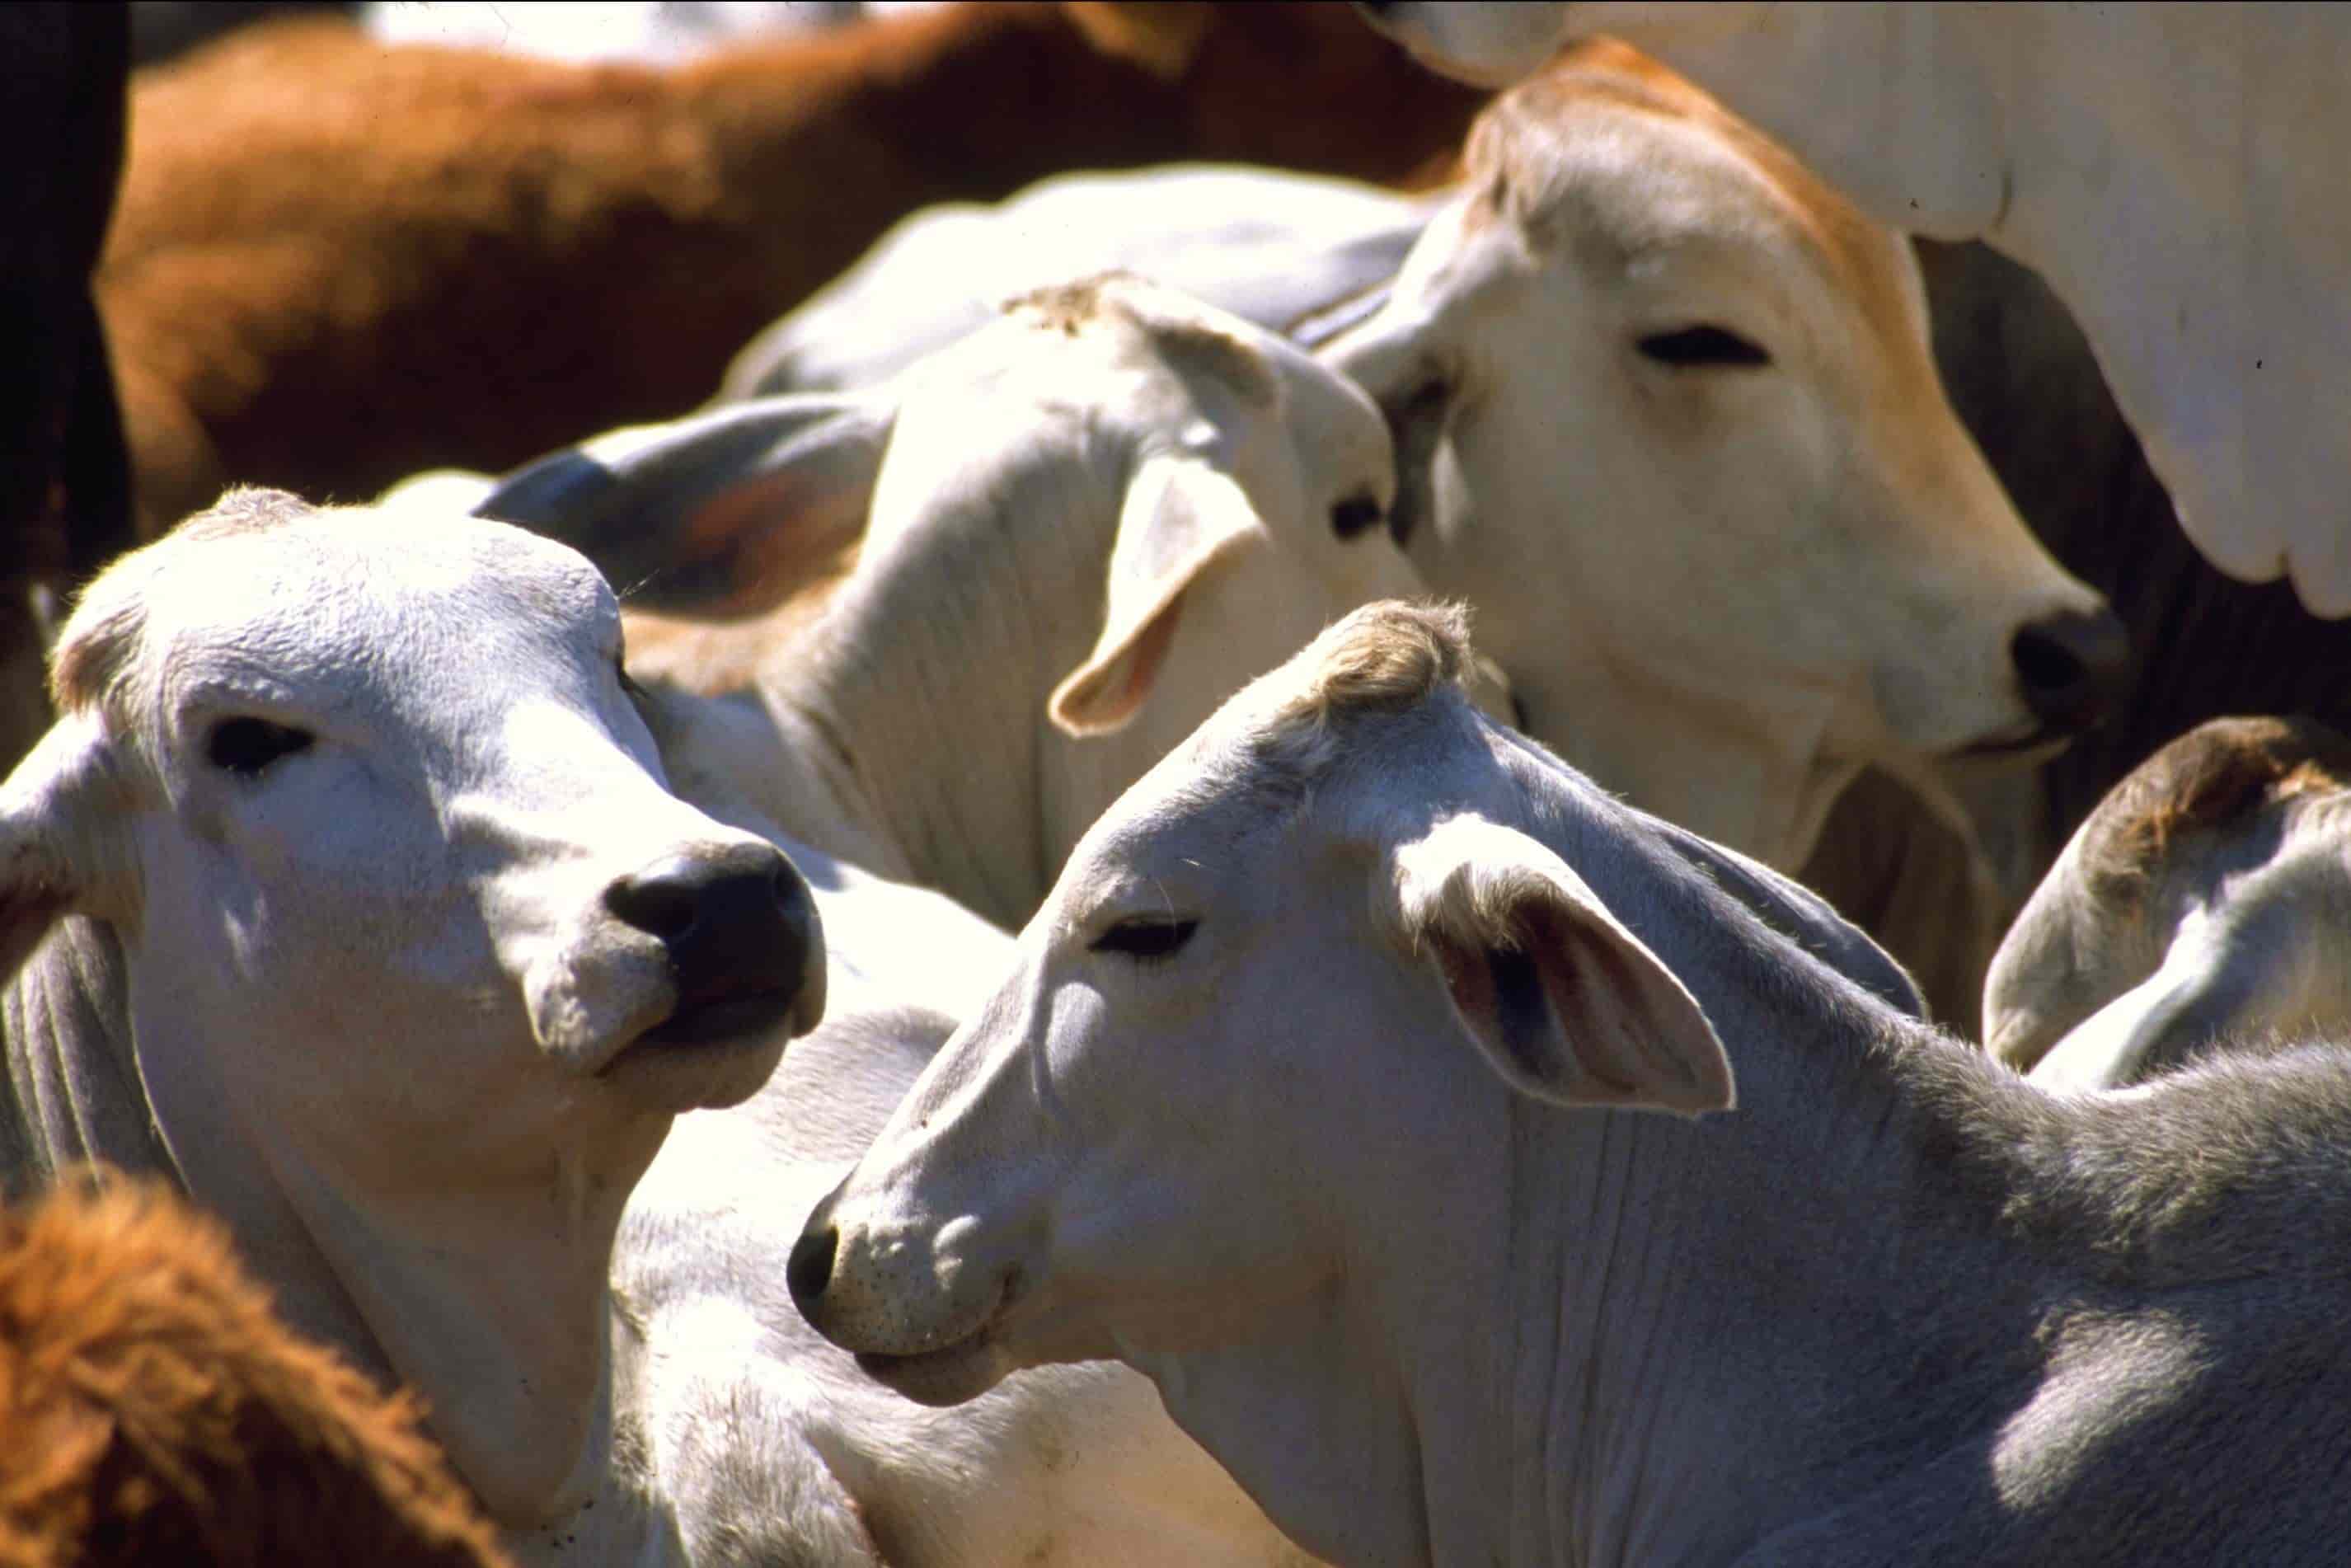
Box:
left=476, top=392, right=898, bottom=619
left=0, top=712, right=128, bottom=984
left=1391, top=815, right=1734, bottom=1115
left=2027, top=915, right=2259, bottom=1094
left=1320, top=322, right=1455, bottom=552
left=1049, top=455, right=1269, bottom=737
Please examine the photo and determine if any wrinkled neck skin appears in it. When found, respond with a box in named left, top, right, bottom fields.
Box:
left=3, top=921, right=168, bottom=1191
left=3, top=918, right=650, bottom=1535
left=1140, top=969, right=2052, bottom=1566
left=1466, top=592, right=1857, bottom=871
left=753, top=455, right=1129, bottom=932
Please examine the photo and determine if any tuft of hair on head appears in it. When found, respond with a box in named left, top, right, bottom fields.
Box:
left=1002, top=272, right=1278, bottom=408
left=1240, top=600, right=1477, bottom=785
left=49, top=488, right=321, bottom=719
left=2090, top=716, right=2351, bottom=902
left=0, top=1173, right=514, bottom=1568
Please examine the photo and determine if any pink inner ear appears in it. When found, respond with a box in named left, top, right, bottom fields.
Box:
left=1113, top=593, right=1185, bottom=714
left=1437, top=937, right=1493, bottom=1023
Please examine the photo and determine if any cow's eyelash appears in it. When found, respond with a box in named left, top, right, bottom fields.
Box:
left=1089, top=918, right=1199, bottom=962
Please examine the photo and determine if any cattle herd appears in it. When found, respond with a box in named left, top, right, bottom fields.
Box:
left=2, top=4, right=2348, bottom=1566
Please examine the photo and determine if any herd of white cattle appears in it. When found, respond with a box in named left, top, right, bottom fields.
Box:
left=6, top=9, right=2349, bottom=1566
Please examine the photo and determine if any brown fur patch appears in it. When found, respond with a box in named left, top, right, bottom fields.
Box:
left=2089, top=716, right=2351, bottom=900
left=101, top=4, right=1482, bottom=533
left=1250, top=601, right=1474, bottom=783
left=0, top=1176, right=511, bottom=1568
left=1058, top=1, right=1212, bottom=80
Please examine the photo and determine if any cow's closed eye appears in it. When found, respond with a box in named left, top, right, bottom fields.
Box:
left=614, top=652, right=648, bottom=701
left=1090, top=918, right=1199, bottom=961
left=206, top=717, right=315, bottom=776
left=1635, top=325, right=1771, bottom=369
left=1330, top=492, right=1385, bottom=541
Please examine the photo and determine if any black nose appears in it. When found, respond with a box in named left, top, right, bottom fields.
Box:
left=787, top=1223, right=838, bottom=1315
left=2011, top=606, right=2131, bottom=735
left=606, top=844, right=822, bottom=1030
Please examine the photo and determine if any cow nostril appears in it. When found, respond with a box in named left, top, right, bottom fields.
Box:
left=788, top=1224, right=838, bottom=1310
left=604, top=857, right=708, bottom=941
left=2011, top=608, right=2132, bottom=735
left=607, top=846, right=820, bottom=1016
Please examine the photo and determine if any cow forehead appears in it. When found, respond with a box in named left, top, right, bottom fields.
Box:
left=122, top=514, right=619, bottom=712
left=1463, top=57, right=1927, bottom=353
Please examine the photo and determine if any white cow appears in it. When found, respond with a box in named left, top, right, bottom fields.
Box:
left=1356, top=2, right=2351, bottom=620
left=713, top=53, right=2122, bottom=878
left=0, top=489, right=825, bottom=1533
left=484, top=274, right=1474, bottom=932
left=1319, top=41, right=2123, bottom=870
left=1984, top=715, right=2351, bottom=1092
left=797, top=600, right=2351, bottom=1568
left=0, top=489, right=1313, bottom=1568
left=483, top=272, right=1912, bottom=1003
left=717, top=163, right=1445, bottom=399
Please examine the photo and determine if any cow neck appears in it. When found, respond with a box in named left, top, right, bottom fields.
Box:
left=51, top=908, right=660, bottom=1531
left=1, top=919, right=171, bottom=1189
left=250, top=1117, right=664, bottom=1529
left=1482, top=975, right=2072, bottom=1565
left=1511, top=649, right=1854, bottom=875
left=772, top=453, right=1118, bottom=932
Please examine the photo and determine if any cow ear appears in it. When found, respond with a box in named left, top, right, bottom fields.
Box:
left=1391, top=815, right=1734, bottom=1115
left=1321, top=322, right=1454, bottom=551
left=475, top=392, right=897, bottom=619
left=0, top=713, right=125, bottom=984
left=2026, top=919, right=2255, bottom=1093
left=1048, top=456, right=1268, bottom=737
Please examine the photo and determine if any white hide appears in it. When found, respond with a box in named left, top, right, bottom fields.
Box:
left=0, top=492, right=823, bottom=1532
left=507, top=636, right=1324, bottom=1567
left=1320, top=42, right=2116, bottom=869
left=361, top=2, right=855, bottom=64
left=800, top=603, right=2351, bottom=1566
left=484, top=274, right=1449, bottom=932
left=1356, top=2, right=2351, bottom=618
left=719, top=164, right=1445, bottom=398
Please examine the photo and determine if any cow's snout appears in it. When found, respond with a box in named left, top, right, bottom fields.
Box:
left=607, top=843, right=826, bottom=1040
left=2010, top=605, right=2131, bottom=735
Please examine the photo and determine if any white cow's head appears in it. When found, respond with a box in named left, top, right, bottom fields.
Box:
left=483, top=274, right=1510, bottom=926
left=790, top=607, right=1734, bottom=1462
left=0, top=490, right=824, bottom=1522
left=1323, top=45, right=2124, bottom=867
left=1984, top=716, right=2351, bottom=1090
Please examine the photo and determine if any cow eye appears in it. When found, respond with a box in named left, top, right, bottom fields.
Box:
left=1635, top=325, right=1771, bottom=369
left=206, top=717, right=314, bottom=777
left=1330, top=492, right=1384, bottom=541
left=1090, top=918, right=1199, bottom=961
left=613, top=653, right=647, bottom=701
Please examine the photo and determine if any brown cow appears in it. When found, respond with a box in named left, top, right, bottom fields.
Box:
left=100, top=2, right=1484, bottom=530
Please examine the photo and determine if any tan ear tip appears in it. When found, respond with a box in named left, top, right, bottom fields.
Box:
left=1047, top=672, right=1140, bottom=739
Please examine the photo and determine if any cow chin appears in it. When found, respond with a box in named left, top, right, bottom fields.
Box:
left=597, top=1018, right=791, bottom=1115
left=853, top=1335, right=1021, bottom=1407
